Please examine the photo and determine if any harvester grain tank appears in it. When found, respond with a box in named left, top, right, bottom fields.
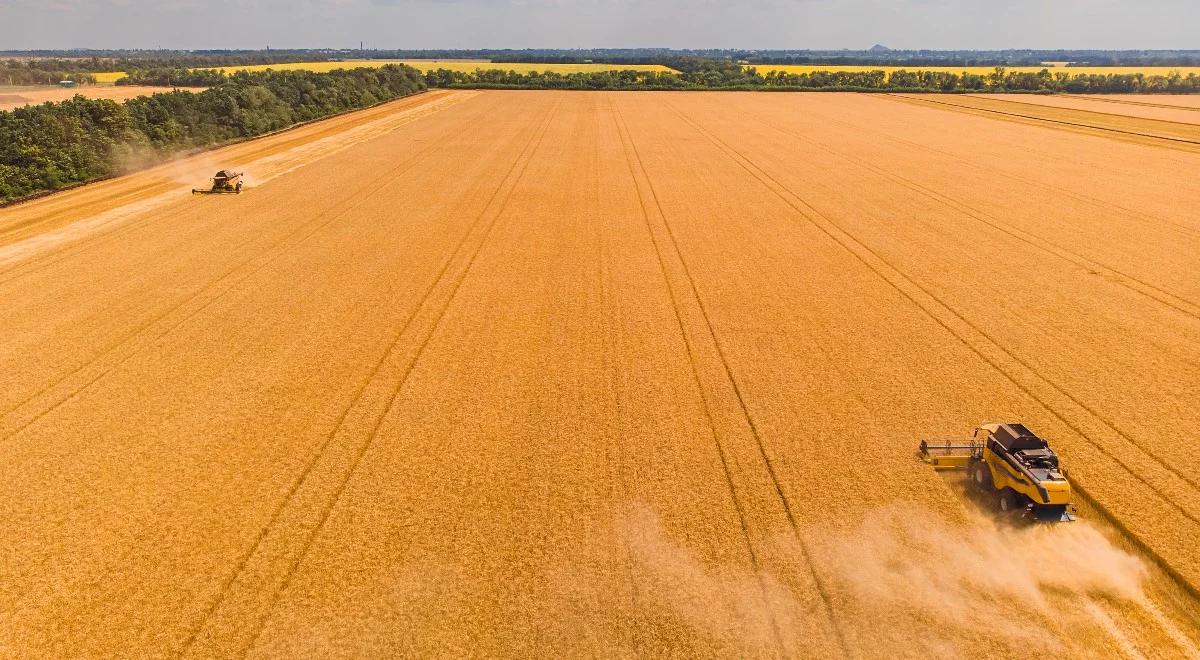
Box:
left=919, top=423, right=1075, bottom=523
left=193, top=170, right=244, bottom=195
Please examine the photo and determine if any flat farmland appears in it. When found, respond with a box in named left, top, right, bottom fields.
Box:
left=1, top=90, right=1199, bottom=657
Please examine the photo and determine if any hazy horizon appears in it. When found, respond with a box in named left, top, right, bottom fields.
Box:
left=1, top=0, right=1197, bottom=52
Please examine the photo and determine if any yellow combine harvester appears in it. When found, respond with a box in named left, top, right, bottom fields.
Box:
left=192, top=170, right=244, bottom=195
left=919, top=423, right=1075, bottom=523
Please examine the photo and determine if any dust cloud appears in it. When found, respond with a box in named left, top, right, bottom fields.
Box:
left=617, top=504, right=785, bottom=655
left=618, top=503, right=1149, bottom=656
left=812, top=504, right=1147, bottom=610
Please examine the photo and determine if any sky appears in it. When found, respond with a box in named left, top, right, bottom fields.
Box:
left=1, top=0, right=1197, bottom=51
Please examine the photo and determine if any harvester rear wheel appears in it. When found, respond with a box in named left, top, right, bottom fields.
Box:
left=997, top=489, right=1018, bottom=514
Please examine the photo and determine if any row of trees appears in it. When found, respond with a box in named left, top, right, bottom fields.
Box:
left=1, top=53, right=346, bottom=87
left=116, top=68, right=229, bottom=87
left=0, top=59, right=98, bottom=85
left=424, top=65, right=1200, bottom=94
left=0, top=65, right=425, bottom=202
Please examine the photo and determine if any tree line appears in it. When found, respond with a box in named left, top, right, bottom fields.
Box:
left=424, top=64, right=1200, bottom=94
left=1, top=59, right=99, bottom=85
left=0, top=65, right=425, bottom=203
left=117, top=68, right=230, bottom=87
left=0, top=52, right=340, bottom=86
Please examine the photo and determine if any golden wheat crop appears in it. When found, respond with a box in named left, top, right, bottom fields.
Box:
left=1, top=90, right=1198, bottom=658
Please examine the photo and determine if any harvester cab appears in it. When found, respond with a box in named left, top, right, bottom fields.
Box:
left=919, top=423, right=1076, bottom=523
left=193, top=170, right=244, bottom=195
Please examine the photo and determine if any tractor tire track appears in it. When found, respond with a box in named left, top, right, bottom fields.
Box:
left=1062, top=95, right=1200, bottom=112
left=888, top=94, right=1200, bottom=151
left=841, top=95, right=1200, bottom=240
left=609, top=97, right=785, bottom=655
left=735, top=106, right=1200, bottom=322
left=0, top=95, right=516, bottom=615
left=181, top=98, right=562, bottom=659
left=664, top=98, right=1200, bottom=599
left=0, top=101, right=490, bottom=444
left=613, top=96, right=850, bottom=659
left=591, top=105, right=642, bottom=649
left=964, top=94, right=1200, bottom=127
left=0, top=202, right=197, bottom=286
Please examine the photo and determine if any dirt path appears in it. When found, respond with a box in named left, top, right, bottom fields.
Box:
left=1, top=90, right=1198, bottom=657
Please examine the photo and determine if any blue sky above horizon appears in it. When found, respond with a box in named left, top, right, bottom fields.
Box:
left=1, top=0, right=1197, bottom=51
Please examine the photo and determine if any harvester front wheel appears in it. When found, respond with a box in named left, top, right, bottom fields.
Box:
left=971, top=462, right=992, bottom=491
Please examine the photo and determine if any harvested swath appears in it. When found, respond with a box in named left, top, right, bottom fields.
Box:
left=0, top=91, right=1198, bottom=658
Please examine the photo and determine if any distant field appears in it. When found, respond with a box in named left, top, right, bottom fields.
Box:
left=0, top=85, right=176, bottom=110
left=755, top=64, right=1200, bottom=78
left=93, top=71, right=129, bottom=83
left=94, top=60, right=675, bottom=83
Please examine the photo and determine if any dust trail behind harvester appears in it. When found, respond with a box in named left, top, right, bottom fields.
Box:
left=619, top=502, right=1165, bottom=657
left=806, top=505, right=1154, bottom=654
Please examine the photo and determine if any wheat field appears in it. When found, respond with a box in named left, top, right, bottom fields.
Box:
left=2, top=90, right=1199, bottom=657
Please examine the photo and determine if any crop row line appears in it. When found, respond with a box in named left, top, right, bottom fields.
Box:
left=184, top=96, right=563, bottom=659
left=757, top=111, right=1200, bottom=319
left=170, top=97, right=500, bottom=653
left=1061, top=94, right=1200, bottom=113
left=853, top=111, right=1200, bottom=244
left=0, top=102, right=477, bottom=448
left=588, top=103, right=642, bottom=645
left=849, top=95, right=1200, bottom=239
left=614, top=95, right=851, bottom=658
left=892, top=94, right=1200, bottom=148
left=609, top=97, right=790, bottom=655
left=0, top=99, right=497, bottom=630
left=964, top=94, right=1200, bottom=129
